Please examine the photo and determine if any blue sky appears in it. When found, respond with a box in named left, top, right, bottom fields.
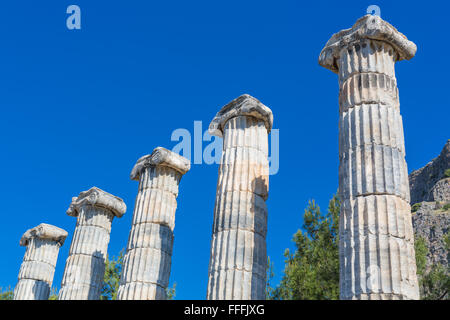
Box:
left=0, top=1, right=448, bottom=299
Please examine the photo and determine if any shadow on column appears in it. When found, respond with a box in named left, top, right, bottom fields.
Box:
left=90, top=250, right=105, bottom=300
left=157, top=224, right=173, bottom=300
left=31, top=240, right=51, bottom=300
left=251, top=176, right=268, bottom=300
left=32, top=281, right=50, bottom=300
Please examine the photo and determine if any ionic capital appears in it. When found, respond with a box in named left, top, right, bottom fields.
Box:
left=130, top=147, right=191, bottom=181
left=66, top=187, right=126, bottom=218
left=20, top=223, right=68, bottom=247
left=209, top=94, right=273, bottom=138
left=319, top=15, right=417, bottom=73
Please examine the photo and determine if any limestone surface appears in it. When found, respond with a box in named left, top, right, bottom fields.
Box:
left=209, top=94, right=273, bottom=138
left=410, top=141, right=449, bottom=274
left=206, top=94, right=272, bottom=300
left=409, top=140, right=450, bottom=204
left=118, top=147, right=190, bottom=300
left=319, top=15, right=420, bottom=300
left=412, top=203, right=449, bottom=270
left=14, top=223, right=67, bottom=300
left=319, top=15, right=417, bottom=74
left=58, top=187, right=126, bottom=300
left=432, top=178, right=450, bottom=203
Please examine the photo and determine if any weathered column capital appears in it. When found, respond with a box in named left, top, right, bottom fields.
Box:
left=130, top=147, right=191, bottom=180
left=209, top=94, right=273, bottom=137
left=20, top=223, right=68, bottom=247
left=66, top=187, right=127, bottom=218
left=15, top=223, right=67, bottom=300
left=319, top=15, right=417, bottom=74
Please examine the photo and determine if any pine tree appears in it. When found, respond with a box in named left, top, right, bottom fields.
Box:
left=270, top=195, right=340, bottom=300
left=100, top=250, right=124, bottom=300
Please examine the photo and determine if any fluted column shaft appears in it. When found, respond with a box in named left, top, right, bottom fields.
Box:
left=118, top=147, right=190, bottom=300
left=14, top=224, right=67, bottom=300
left=118, top=167, right=180, bottom=299
left=339, top=39, right=419, bottom=300
left=207, top=94, right=272, bottom=300
left=59, top=206, right=113, bottom=299
left=15, top=238, right=61, bottom=300
left=319, top=16, right=420, bottom=300
left=59, top=187, right=126, bottom=300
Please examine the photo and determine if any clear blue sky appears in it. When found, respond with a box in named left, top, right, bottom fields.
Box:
left=0, top=1, right=448, bottom=299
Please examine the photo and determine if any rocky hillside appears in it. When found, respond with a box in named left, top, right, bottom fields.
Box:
left=410, top=140, right=450, bottom=204
left=412, top=202, right=449, bottom=268
left=410, top=140, right=449, bottom=270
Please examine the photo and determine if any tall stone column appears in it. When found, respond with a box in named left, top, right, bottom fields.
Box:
left=58, top=187, right=126, bottom=300
left=206, top=94, right=273, bottom=300
left=118, top=147, right=190, bottom=300
left=319, top=15, right=420, bottom=300
left=14, top=223, right=68, bottom=300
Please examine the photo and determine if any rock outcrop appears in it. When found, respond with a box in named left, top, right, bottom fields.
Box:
left=409, top=140, right=450, bottom=205
left=412, top=203, right=449, bottom=269
left=410, top=140, right=449, bottom=271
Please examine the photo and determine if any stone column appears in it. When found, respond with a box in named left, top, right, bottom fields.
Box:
left=118, top=147, right=190, bottom=300
left=14, top=223, right=68, bottom=300
left=319, top=15, right=420, bottom=300
left=58, top=187, right=126, bottom=300
left=206, top=94, right=273, bottom=300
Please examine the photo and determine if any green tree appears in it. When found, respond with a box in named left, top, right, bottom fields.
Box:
left=100, top=249, right=124, bottom=300
left=270, top=195, right=340, bottom=300
left=265, top=257, right=276, bottom=299
left=49, top=287, right=59, bottom=300
left=444, top=168, right=450, bottom=178
left=415, top=235, right=450, bottom=300
left=166, top=282, right=177, bottom=300
left=415, top=237, right=428, bottom=277
left=0, top=286, right=14, bottom=300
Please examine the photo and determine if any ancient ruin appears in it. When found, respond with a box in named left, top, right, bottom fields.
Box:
left=14, top=223, right=67, bottom=300
left=206, top=94, right=272, bottom=300
left=118, top=147, right=190, bottom=300
left=58, top=187, right=126, bottom=300
left=6, top=12, right=443, bottom=302
left=319, top=15, right=420, bottom=299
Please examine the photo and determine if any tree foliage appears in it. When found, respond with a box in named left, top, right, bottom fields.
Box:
left=270, top=195, right=340, bottom=300
left=265, top=257, right=276, bottom=299
left=415, top=235, right=450, bottom=300
left=100, top=250, right=125, bottom=300
left=48, top=287, right=58, bottom=300
left=0, top=287, right=13, bottom=300
left=166, top=282, right=177, bottom=300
